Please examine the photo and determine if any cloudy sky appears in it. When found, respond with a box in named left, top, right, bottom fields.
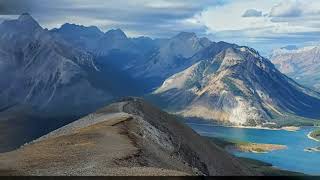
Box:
left=1, top=0, right=320, bottom=55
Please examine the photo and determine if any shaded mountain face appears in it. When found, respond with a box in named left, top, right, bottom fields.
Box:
left=271, top=46, right=320, bottom=91
left=0, top=14, right=117, bottom=117
left=0, top=14, right=152, bottom=152
left=52, top=25, right=138, bottom=55
left=0, top=98, right=255, bottom=176
left=152, top=46, right=320, bottom=126
left=53, top=26, right=216, bottom=90
left=134, top=32, right=212, bottom=79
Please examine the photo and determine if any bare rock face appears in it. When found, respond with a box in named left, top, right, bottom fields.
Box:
left=152, top=46, right=320, bottom=126
left=0, top=14, right=112, bottom=117
left=136, top=32, right=212, bottom=78
left=271, top=45, right=320, bottom=91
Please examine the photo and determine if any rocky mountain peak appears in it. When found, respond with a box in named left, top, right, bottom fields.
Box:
left=61, top=23, right=102, bottom=33
left=18, top=13, right=33, bottom=21
left=217, top=47, right=264, bottom=69
left=104, top=28, right=127, bottom=39
left=17, top=13, right=41, bottom=30
left=174, top=32, right=197, bottom=40
left=58, top=23, right=103, bottom=37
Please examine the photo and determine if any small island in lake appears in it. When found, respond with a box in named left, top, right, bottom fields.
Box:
left=208, top=137, right=287, bottom=153
left=281, top=126, right=300, bottom=132
left=229, top=143, right=287, bottom=153
left=308, top=129, right=320, bottom=142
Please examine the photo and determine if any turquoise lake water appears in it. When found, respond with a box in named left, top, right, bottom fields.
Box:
left=186, top=120, right=320, bottom=175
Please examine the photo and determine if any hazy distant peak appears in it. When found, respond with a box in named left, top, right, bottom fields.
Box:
left=105, top=28, right=127, bottom=39
left=0, top=13, right=42, bottom=34
left=57, top=23, right=103, bottom=36
left=174, top=32, right=197, bottom=40
left=17, top=13, right=41, bottom=29
left=199, top=37, right=212, bottom=46
left=280, top=45, right=298, bottom=50
left=61, top=23, right=101, bottom=31
left=18, top=12, right=33, bottom=21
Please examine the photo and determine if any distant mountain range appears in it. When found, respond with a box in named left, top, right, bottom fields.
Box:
left=51, top=24, right=216, bottom=89
left=271, top=45, right=320, bottom=92
left=0, top=13, right=320, bottom=132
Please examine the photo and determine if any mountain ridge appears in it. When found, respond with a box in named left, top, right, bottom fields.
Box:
left=0, top=14, right=113, bottom=117
left=271, top=45, right=320, bottom=91
left=152, top=46, right=320, bottom=126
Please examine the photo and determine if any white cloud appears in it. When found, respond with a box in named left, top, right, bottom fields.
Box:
left=188, top=0, right=320, bottom=36
left=2, top=0, right=320, bottom=53
left=269, top=0, right=320, bottom=17
left=269, top=0, right=303, bottom=17
left=178, top=0, right=320, bottom=53
left=190, top=0, right=276, bottom=32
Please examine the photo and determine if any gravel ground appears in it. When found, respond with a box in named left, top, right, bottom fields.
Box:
left=33, top=102, right=130, bottom=143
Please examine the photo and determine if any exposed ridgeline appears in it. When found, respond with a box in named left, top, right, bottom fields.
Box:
left=152, top=46, right=320, bottom=126
left=52, top=24, right=236, bottom=90
left=271, top=45, right=320, bottom=92
left=0, top=98, right=256, bottom=176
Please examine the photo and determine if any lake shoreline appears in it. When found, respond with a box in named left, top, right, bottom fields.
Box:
left=186, top=121, right=302, bottom=132
left=231, top=125, right=301, bottom=132
left=207, top=137, right=305, bottom=176
left=190, top=123, right=320, bottom=175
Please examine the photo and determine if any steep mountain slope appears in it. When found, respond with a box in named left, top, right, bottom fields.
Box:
left=134, top=32, right=212, bottom=79
left=0, top=98, right=255, bottom=176
left=53, top=26, right=217, bottom=90
left=0, top=13, right=113, bottom=117
left=152, top=46, right=320, bottom=126
left=271, top=45, right=320, bottom=91
left=0, top=14, right=151, bottom=152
